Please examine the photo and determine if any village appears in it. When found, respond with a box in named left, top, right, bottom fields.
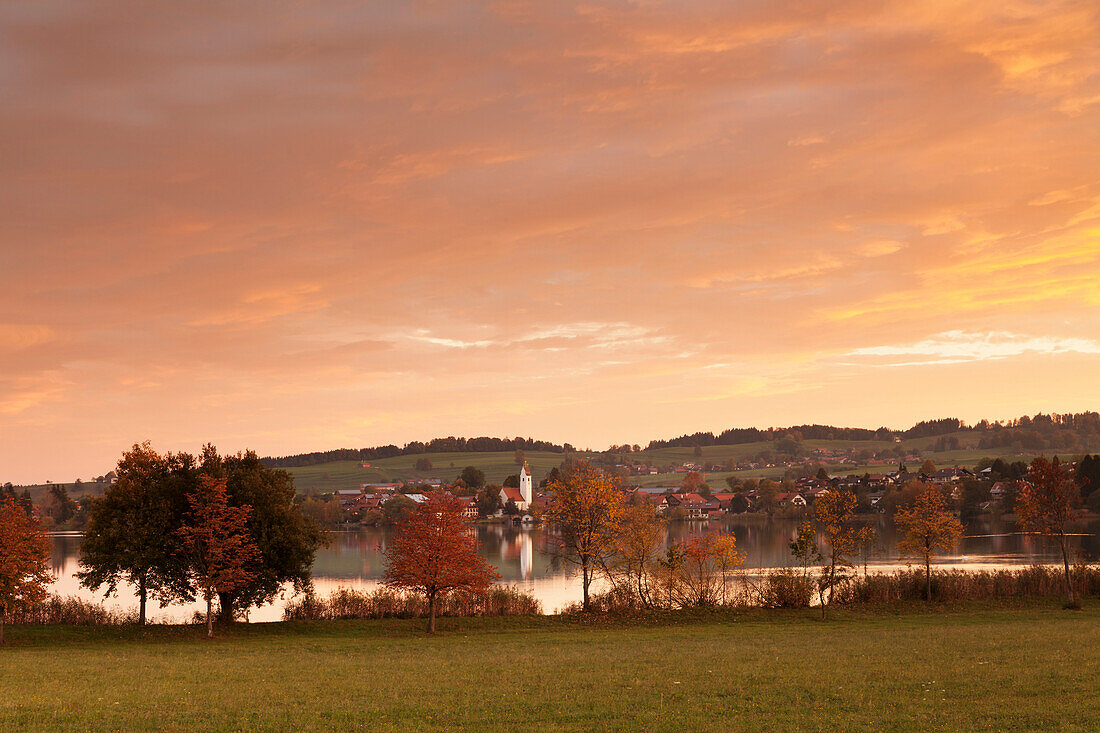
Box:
left=317, top=458, right=1045, bottom=528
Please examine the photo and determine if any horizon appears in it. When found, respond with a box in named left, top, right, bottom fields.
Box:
left=3, top=1, right=1100, bottom=484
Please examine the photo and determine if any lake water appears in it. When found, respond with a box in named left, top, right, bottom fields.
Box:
left=47, top=516, right=1100, bottom=622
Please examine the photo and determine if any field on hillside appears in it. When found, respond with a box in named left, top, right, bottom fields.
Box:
left=1, top=604, right=1097, bottom=731
left=9, top=434, right=1045, bottom=496
left=283, top=436, right=1043, bottom=493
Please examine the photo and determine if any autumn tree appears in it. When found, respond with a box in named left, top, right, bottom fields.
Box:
left=545, top=460, right=624, bottom=611
left=1017, top=456, right=1084, bottom=607
left=602, top=502, right=664, bottom=608
left=681, top=471, right=705, bottom=494
left=813, top=490, right=873, bottom=619
left=663, top=532, right=745, bottom=607
left=199, top=447, right=325, bottom=623
left=78, top=443, right=194, bottom=625
left=920, top=459, right=937, bottom=475
left=414, top=457, right=433, bottom=472
left=177, top=477, right=261, bottom=638
left=0, top=496, right=53, bottom=644
left=895, top=485, right=964, bottom=601
left=384, top=493, right=499, bottom=632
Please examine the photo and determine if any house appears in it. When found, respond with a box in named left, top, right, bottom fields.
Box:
left=668, top=492, right=719, bottom=519
left=458, top=497, right=479, bottom=519
left=499, top=486, right=528, bottom=512
left=774, top=492, right=807, bottom=507
left=929, top=467, right=974, bottom=484
left=632, top=489, right=669, bottom=514
left=335, top=489, right=365, bottom=507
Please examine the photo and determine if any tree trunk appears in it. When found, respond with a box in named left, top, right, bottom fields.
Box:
left=217, top=591, right=235, bottom=624
left=427, top=591, right=436, bottom=634
left=582, top=564, right=591, bottom=611
left=1061, top=535, right=1076, bottom=607
left=206, top=597, right=214, bottom=639
left=926, top=557, right=932, bottom=602
left=137, top=574, right=147, bottom=626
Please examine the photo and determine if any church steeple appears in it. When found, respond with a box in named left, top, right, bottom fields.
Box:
left=519, top=461, right=533, bottom=505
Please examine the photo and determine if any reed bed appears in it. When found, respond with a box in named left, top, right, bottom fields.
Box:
left=4, top=596, right=137, bottom=626
left=283, top=585, right=542, bottom=621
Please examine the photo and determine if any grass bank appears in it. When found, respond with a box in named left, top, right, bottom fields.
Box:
left=2, top=601, right=1098, bottom=732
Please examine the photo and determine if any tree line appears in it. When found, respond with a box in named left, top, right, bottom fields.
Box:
left=645, top=412, right=1100, bottom=451
left=262, top=436, right=569, bottom=468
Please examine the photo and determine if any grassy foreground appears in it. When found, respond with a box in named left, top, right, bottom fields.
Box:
left=2, top=603, right=1098, bottom=732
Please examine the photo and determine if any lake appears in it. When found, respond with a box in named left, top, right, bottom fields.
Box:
left=47, top=515, right=1100, bottom=622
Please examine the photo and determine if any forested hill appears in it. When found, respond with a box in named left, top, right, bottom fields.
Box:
left=646, top=413, right=1100, bottom=451
left=261, top=412, right=1100, bottom=469
left=261, top=436, right=570, bottom=468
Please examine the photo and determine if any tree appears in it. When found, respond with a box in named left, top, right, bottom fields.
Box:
left=384, top=493, right=499, bottom=632
left=920, top=459, right=937, bottom=475
left=78, top=443, right=194, bottom=625
left=0, top=496, right=52, bottom=644
left=1017, top=456, right=1084, bottom=607
left=895, top=485, right=964, bottom=601
left=459, top=466, right=486, bottom=490
left=46, top=484, right=76, bottom=523
left=602, top=502, right=664, bottom=608
left=681, top=471, right=704, bottom=493
left=199, top=447, right=325, bottom=623
left=414, top=457, right=433, bottom=472
left=383, top=495, right=418, bottom=524
left=693, top=445, right=703, bottom=458
left=177, top=477, right=261, bottom=638
left=663, top=532, right=745, bottom=607
left=475, top=486, right=501, bottom=517
left=545, top=461, right=624, bottom=611
left=514, top=449, right=526, bottom=466
left=502, top=474, right=520, bottom=489
left=813, top=490, right=873, bottom=619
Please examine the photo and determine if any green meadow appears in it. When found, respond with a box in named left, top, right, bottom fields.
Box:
left=1, top=602, right=1096, bottom=731
left=14, top=435, right=1041, bottom=498
left=281, top=436, right=1037, bottom=493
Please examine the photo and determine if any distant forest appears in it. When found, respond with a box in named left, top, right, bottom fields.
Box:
left=261, top=436, right=572, bottom=468
left=261, top=412, right=1100, bottom=468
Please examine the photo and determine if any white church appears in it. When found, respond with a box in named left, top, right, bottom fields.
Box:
left=498, top=462, right=533, bottom=512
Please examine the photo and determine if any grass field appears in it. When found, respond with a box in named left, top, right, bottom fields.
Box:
left=12, top=434, right=1044, bottom=496
left=1, top=602, right=1097, bottom=731
left=282, top=436, right=1042, bottom=493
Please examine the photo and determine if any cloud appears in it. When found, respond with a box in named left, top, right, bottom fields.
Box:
left=844, top=330, right=1100, bottom=366
left=2, top=0, right=1100, bottom=481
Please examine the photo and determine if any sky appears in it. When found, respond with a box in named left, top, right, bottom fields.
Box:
left=2, top=0, right=1100, bottom=483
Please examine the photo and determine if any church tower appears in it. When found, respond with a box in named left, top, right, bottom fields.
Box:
left=520, top=461, right=533, bottom=505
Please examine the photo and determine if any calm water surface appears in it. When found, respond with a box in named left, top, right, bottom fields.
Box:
left=48, top=516, right=1100, bottom=621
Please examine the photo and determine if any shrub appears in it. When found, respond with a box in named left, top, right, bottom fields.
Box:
left=757, top=568, right=815, bottom=608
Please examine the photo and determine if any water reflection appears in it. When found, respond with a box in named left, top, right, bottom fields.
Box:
left=47, top=516, right=1099, bottom=621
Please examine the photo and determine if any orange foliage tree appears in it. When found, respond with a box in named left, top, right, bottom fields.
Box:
left=0, top=496, right=53, bottom=644
left=663, top=532, right=746, bottom=607
left=895, top=484, right=964, bottom=601
left=1017, top=456, right=1084, bottom=607
left=384, top=493, right=499, bottom=632
left=545, top=461, right=624, bottom=611
left=177, top=476, right=261, bottom=638
left=602, top=502, right=665, bottom=609
left=680, top=471, right=705, bottom=494
left=813, top=490, right=873, bottom=619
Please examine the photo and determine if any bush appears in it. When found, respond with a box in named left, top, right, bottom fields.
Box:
left=283, top=585, right=541, bottom=621
left=757, top=568, right=815, bottom=608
